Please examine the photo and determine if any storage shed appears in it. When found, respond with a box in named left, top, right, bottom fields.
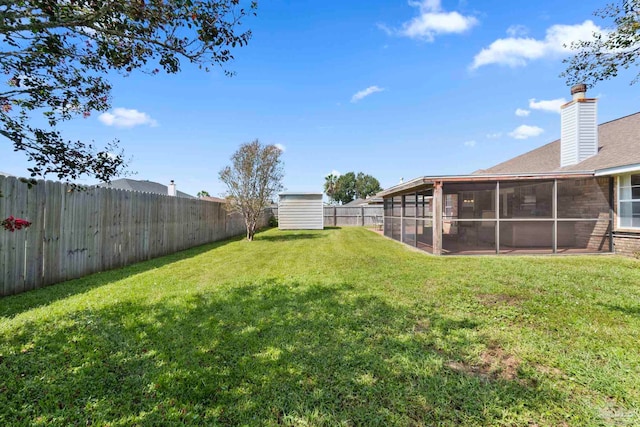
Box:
left=278, top=193, right=324, bottom=230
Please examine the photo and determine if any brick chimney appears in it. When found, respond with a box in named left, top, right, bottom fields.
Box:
left=168, top=180, right=177, bottom=196
left=560, top=83, right=598, bottom=167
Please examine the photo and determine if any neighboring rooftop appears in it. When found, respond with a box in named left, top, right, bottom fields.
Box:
left=199, top=196, right=227, bottom=203
left=342, top=195, right=384, bottom=207
left=476, top=112, right=640, bottom=175
left=97, top=178, right=194, bottom=198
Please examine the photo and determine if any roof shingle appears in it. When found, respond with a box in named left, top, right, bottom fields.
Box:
left=477, top=112, right=640, bottom=174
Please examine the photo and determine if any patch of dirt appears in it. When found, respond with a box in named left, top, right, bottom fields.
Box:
left=476, top=293, right=523, bottom=307
left=535, top=364, right=565, bottom=378
left=413, top=319, right=431, bottom=333
left=446, top=343, right=521, bottom=381
left=598, top=396, right=639, bottom=426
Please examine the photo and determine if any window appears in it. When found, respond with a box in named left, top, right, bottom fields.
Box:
left=619, top=174, right=640, bottom=229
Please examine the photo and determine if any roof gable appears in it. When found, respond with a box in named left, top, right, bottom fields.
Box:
left=478, top=112, right=640, bottom=175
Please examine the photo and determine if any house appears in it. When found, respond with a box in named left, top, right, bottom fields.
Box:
left=97, top=178, right=195, bottom=198
left=380, top=84, right=640, bottom=256
left=342, top=194, right=384, bottom=207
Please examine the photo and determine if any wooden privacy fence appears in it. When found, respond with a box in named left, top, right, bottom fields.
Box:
left=323, top=206, right=383, bottom=227
left=271, top=206, right=383, bottom=226
left=269, top=206, right=384, bottom=227
left=271, top=206, right=384, bottom=227
left=0, top=176, right=268, bottom=297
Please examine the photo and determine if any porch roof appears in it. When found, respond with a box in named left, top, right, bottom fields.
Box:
left=379, top=171, right=594, bottom=198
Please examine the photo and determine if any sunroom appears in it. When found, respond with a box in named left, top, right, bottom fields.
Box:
left=380, top=173, right=613, bottom=255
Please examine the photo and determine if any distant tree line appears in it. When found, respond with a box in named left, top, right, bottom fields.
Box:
left=324, top=172, right=382, bottom=205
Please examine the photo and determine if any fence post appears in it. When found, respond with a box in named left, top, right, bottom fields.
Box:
left=334, top=206, right=337, bottom=226
left=361, top=206, right=365, bottom=226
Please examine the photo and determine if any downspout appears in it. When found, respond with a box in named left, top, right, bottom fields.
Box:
left=609, top=177, right=614, bottom=253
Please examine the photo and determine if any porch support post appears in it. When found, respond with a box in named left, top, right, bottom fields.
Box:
left=414, top=192, right=418, bottom=248
left=400, top=195, right=405, bottom=243
left=495, top=181, right=500, bottom=254
left=552, top=179, right=558, bottom=254
left=433, top=182, right=443, bottom=255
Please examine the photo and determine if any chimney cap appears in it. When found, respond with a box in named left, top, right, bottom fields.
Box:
left=570, top=83, right=587, bottom=96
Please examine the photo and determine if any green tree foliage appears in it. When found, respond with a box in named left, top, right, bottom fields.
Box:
left=355, top=172, right=382, bottom=202
left=326, top=171, right=382, bottom=205
left=219, top=140, right=284, bottom=241
left=197, top=190, right=211, bottom=198
left=563, top=0, right=640, bottom=87
left=333, top=172, right=357, bottom=205
left=323, top=173, right=338, bottom=203
left=0, top=0, right=257, bottom=183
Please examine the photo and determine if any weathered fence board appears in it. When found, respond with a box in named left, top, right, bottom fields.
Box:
left=323, top=206, right=384, bottom=227
left=0, top=176, right=268, bottom=297
left=269, top=206, right=383, bottom=227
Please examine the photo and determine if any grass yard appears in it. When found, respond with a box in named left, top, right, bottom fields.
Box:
left=1, top=227, right=640, bottom=426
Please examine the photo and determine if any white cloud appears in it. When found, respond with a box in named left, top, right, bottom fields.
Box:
left=274, top=143, right=286, bottom=152
left=515, top=108, right=530, bottom=117
left=98, top=108, right=158, bottom=128
left=351, top=86, right=384, bottom=103
left=506, top=24, right=529, bottom=38
left=383, top=0, right=478, bottom=42
left=463, top=140, right=477, bottom=147
left=471, top=20, right=603, bottom=69
left=528, top=97, right=567, bottom=114
left=377, top=23, right=394, bottom=36
left=486, top=132, right=502, bottom=139
left=509, top=125, right=544, bottom=140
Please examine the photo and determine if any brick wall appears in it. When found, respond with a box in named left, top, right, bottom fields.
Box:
left=557, top=177, right=611, bottom=251
left=613, top=234, right=640, bottom=257
left=612, top=176, right=640, bottom=256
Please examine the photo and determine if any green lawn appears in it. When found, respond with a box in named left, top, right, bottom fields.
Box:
left=1, top=227, right=639, bottom=426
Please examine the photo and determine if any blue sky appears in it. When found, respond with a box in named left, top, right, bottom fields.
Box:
left=2, top=0, right=639, bottom=198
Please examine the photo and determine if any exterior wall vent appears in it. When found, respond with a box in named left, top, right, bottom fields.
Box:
left=560, top=84, right=598, bottom=167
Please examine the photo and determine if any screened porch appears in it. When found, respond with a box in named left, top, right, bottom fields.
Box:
left=383, top=176, right=613, bottom=255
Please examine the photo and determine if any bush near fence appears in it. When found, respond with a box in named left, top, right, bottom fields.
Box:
left=0, top=176, right=268, bottom=297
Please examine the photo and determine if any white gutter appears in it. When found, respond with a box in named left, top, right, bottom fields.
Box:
left=594, top=163, right=640, bottom=176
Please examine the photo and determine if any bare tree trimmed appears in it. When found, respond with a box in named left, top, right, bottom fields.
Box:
left=219, top=140, right=284, bottom=241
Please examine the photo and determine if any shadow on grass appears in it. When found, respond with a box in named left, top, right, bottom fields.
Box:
left=0, top=234, right=245, bottom=319
left=599, top=303, right=640, bottom=317
left=0, top=280, right=573, bottom=426
left=255, top=232, right=326, bottom=242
